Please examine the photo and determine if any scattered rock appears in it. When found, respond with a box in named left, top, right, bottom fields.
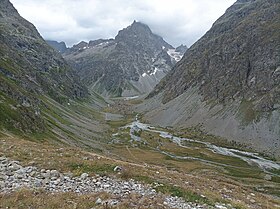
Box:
left=249, top=198, right=256, bottom=204
left=0, top=157, right=225, bottom=208
left=95, top=198, right=102, bottom=205
left=50, top=170, right=60, bottom=178
left=215, top=204, right=227, bottom=209
left=80, top=173, right=89, bottom=179
left=264, top=174, right=272, bottom=181
left=113, top=166, right=122, bottom=172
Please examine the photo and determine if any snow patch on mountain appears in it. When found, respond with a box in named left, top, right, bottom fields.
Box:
left=167, top=49, right=183, bottom=62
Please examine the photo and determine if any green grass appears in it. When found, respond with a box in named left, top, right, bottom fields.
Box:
left=225, top=167, right=263, bottom=179
left=0, top=94, right=21, bottom=127
left=106, top=119, right=130, bottom=129
left=237, top=99, right=260, bottom=125
left=271, top=175, right=280, bottom=183
left=133, top=175, right=155, bottom=184
left=68, top=162, right=116, bottom=176
left=176, top=126, right=251, bottom=152
left=0, top=57, right=21, bottom=74
left=127, top=174, right=213, bottom=205
left=155, top=183, right=212, bottom=205
left=124, top=172, right=213, bottom=205
left=270, top=169, right=280, bottom=175
left=22, top=132, right=48, bottom=143
left=0, top=91, right=42, bottom=135
left=258, top=186, right=280, bottom=197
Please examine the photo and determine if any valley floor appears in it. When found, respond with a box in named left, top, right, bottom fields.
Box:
left=0, top=98, right=280, bottom=209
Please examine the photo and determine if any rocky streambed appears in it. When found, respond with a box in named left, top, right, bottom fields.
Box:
left=122, top=118, right=280, bottom=174
left=0, top=157, right=233, bottom=208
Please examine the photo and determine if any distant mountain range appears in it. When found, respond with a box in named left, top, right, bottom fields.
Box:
left=47, top=21, right=187, bottom=97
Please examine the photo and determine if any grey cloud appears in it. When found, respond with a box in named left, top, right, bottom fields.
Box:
left=10, top=0, right=236, bottom=47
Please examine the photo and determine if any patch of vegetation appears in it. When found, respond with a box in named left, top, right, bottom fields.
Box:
left=0, top=93, right=21, bottom=129
left=164, top=155, right=174, bottom=161
left=23, top=132, right=50, bottom=143
left=133, top=175, right=155, bottom=184
left=69, top=163, right=116, bottom=176
left=237, top=99, right=260, bottom=126
left=269, top=168, right=280, bottom=175
left=47, top=88, right=69, bottom=104
left=127, top=173, right=214, bottom=205
left=155, top=183, right=212, bottom=205
left=132, top=129, right=142, bottom=137
left=225, top=167, right=262, bottom=179
left=0, top=91, right=45, bottom=135
left=257, top=186, right=280, bottom=197
left=258, top=152, right=277, bottom=161
left=176, top=126, right=251, bottom=151
left=106, top=119, right=130, bottom=129
left=0, top=189, right=101, bottom=209
left=271, top=175, right=280, bottom=184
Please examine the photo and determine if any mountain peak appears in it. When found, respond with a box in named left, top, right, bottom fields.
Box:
left=64, top=21, right=177, bottom=97
left=130, top=20, right=149, bottom=29
left=115, top=21, right=152, bottom=40
left=115, top=21, right=173, bottom=49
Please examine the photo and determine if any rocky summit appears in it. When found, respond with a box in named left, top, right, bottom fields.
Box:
left=145, top=0, right=280, bottom=156
left=0, top=0, right=88, bottom=132
left=63, top=21, right=187, bottom=97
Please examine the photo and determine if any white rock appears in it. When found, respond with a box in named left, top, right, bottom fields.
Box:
left=113, top=166, right=122, bottom=172
left=264, top=174, right=272, bottom=181
left=50, top=170, right=60, bottom=177
left=80, top=173, right=89, bottom=179
left=95, top=198, right=102, bottom=205
left=103, top=184, right=110, bottom=189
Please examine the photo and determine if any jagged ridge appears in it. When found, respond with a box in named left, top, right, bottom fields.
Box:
left=63, top=21, right=187, bottom=97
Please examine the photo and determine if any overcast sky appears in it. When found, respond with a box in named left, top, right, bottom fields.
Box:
left=10, top=0, right=236, bottom=47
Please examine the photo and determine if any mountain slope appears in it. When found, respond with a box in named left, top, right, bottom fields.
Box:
left=0, top=0, right=88, bottom=133
left=63, top=21, right=186, bottom=97
left=143, top=0, right=280, bottom=156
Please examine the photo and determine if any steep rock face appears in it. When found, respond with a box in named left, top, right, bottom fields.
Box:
left=145, top=0, right=280, bottom=156
left=0, top=0, right=88, bottom=132
left=63, top=21, right=185, bottom=97
left=46, top=40, right=67, bottom=53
